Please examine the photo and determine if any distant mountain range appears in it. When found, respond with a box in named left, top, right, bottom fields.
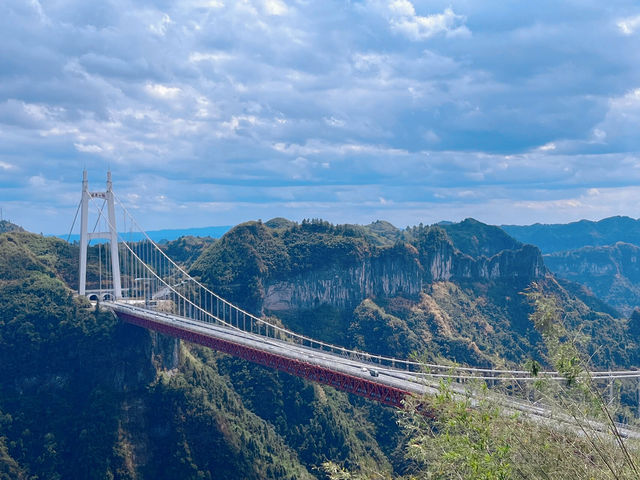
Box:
left=544, top=242, right=640, bottom=317
left=49, top=215, right=640, bottom=250
left=502, top=216, right=640, bottom=254
left=61, top=225, right=232, bottom=244
left=503, top=216, right=640, bottom=316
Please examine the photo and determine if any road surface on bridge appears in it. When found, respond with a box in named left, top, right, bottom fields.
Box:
left=104, top=301, right=640, bottom=440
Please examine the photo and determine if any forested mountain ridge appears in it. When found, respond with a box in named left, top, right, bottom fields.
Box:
left=0, top=220, right=23, bottom=234
left=191, top=219, right=545, bottom=314
left=191, top=218, right=633, bottom=369
left=0, top=230, right=395, bottom=479
left=2, top=218, right=639, bottom=478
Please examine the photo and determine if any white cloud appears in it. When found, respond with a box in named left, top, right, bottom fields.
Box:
left=617, top=15, right=640, bottom=35
left=381, top=2, right=470, bottom=41
left=29, top=0, right=50, bottom=24
left=5, top=0, right=640, bottom=232
left=592, top=128, right=606, bottom=142
left=262, top=0, right=288, bottom=16
left=589, top=87, right=640, bottom=149
left=197, top=0, right=224, bottom=8
left=611, top=87, right=640, bottom=108
left=423, top=129, right=439, bottom=143
left=22, top=103, right=54, bottom=122
left=220, top=115, right=259, bottom=136
left=74, top=143, right=104, bottom=153
left=28, top=175, right=46, bottom=187
left=145, top=83, right=182, bottom=99
left=324, top=116, right=345, bottom=127
left=149, top=13, right=172, bottom=36
left=388, top=0, right=415, bottom=17
left=515, top=198, right=583, bottom=210
left=41, top=126, right=79, bottom=137
left=189, top=51, right=233, bottom=63
left=538, top=142, right=556, bottom=151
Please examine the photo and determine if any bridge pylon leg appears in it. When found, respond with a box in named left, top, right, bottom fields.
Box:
left=79, top=171, right=89, bottom=296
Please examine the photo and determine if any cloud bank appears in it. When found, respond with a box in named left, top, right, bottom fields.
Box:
left=1, top=0, right=640, bottom=232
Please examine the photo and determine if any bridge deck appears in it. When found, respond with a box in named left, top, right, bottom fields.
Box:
left=108, top=302, right=422, bottom=407
left=105, top=302, right=640, bottom=439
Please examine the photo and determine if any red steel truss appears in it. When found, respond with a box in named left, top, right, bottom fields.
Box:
left=116, top=311, right=410, bottom=408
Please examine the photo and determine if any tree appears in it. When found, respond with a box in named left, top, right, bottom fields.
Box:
left=326, top=284, right=640, bottom=479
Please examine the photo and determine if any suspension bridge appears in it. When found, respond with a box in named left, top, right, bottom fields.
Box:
left=75, top=172, right=640, bottom=437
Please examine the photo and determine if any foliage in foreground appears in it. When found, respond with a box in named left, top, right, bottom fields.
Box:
left=326, top=284, right=640, bottom=479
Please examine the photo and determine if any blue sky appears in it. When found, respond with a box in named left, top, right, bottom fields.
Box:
left=2, top=0, right=640, bottom=233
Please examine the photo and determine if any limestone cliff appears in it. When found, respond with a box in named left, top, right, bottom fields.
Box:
left=264, top=241, right=545, bottom=312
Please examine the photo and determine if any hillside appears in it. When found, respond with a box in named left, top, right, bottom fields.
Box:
left=501, top=216, right=640, bottom=316
left=439, top=218, right=522, bottom=258
left=0, top=220, right=24, bottom=234
left=2, top=219, right=640, bottom=478
left=0, top=231, right=396, bottom=479
left=191, top=218, right=632, bottom=370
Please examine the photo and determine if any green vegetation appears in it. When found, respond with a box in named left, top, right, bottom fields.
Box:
left=439, top=218, right=522, bottom=258
left=0, top=232, right=137, bottom=479
left=0, top=229, right=395, bottom=478
left=502, top=216, right=640, bottom=318
left=161, top=235, right=216, bottom=266
left=4, top=216, right=640, bottom=478
left=191, top=217, right=634, bottom=371
left=0, top=220, right=24, bottom=235
left=144, top=349, right=313, bottom=480
left=545, top=242, right=640, bottom=316
left=326, top=285, right=640, bottom=480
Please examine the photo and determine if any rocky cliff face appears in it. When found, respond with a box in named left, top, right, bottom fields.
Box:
left=191, top=218, right=561, bottom=369
left=264, top=244, right=423, bottom=310
left=264, top=242, right=546, bottom=312
left=190, top=219, right=547, bottom=313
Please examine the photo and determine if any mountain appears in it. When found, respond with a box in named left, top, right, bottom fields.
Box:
left=502, top=216, right=640, bottom=254
left=0, top=220, right=24, bottom=234
left=363, top=220, right=402, bottom=244
left=191, top=218, right=631, bottom=369
left=440, top=218, right=522, bottom=258
left=3, top=218, right=639, bottom=478
left=502, top=216, right=640, bottom=316
left=161, top=235, right=217, bottom=265
left=545, top=242, right=640, bottom=316
left=0, top=230, right=397, bottom=479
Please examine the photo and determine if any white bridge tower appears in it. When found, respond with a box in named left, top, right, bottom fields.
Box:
left=78, top=170, right=122, bottom=299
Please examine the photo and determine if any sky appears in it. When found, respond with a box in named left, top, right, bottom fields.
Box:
left=2, top=0, right=640, bottom=233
